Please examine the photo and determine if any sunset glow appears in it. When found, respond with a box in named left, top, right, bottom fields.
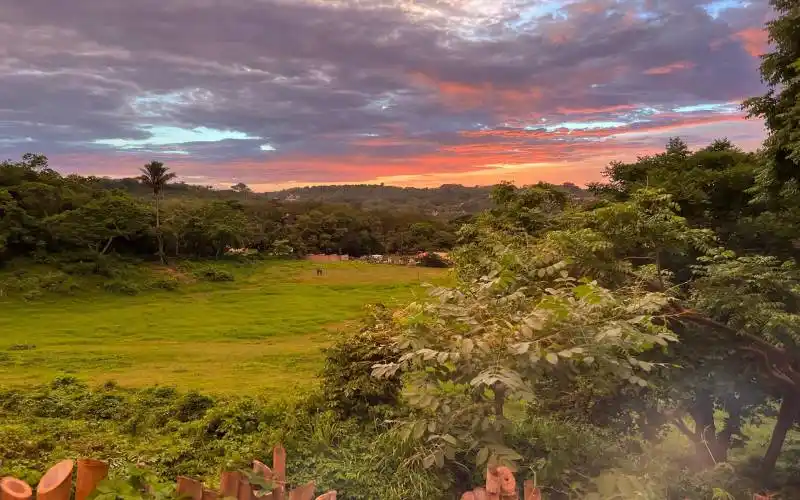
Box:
left=0, top=0, right=771, bottom=189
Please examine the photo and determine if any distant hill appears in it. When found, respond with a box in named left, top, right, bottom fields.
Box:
left=265, top=184, right=495, bottom=218
left=97, top=178, right=587, bottom=219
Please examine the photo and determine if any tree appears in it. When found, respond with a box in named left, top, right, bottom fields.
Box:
left=231, top=182, right=252, bottom=199
left=138, top=161, right=177, bottom=263
left=373, top=233, right=676, bottom=476
left=46, top=194, right=150, bottom=254
left=742, top=0, right=800, bottom=202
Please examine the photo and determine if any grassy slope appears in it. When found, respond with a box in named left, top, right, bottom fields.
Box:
left=0, top=260, right=445, bottom=396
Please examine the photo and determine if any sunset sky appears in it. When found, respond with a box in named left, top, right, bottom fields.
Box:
left=0, top=0, right=771, bottom=190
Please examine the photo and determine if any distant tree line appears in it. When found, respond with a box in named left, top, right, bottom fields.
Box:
left=0, top=155, right=469, bottom=264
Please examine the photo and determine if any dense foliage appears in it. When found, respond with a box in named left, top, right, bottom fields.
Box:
left=0, top=156, right=462, bottom=266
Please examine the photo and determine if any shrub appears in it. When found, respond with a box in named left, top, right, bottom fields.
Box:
left=321, top=304, right=402, bottom=420
left=103, top=279, right=141, bottom=295
left=22, top=289, right=43, bottom=301
left=149, top=277, right=180, bottom=291
left=416, top=252, right=450, bottom=268
left=194, top=267, right=235, bottom=282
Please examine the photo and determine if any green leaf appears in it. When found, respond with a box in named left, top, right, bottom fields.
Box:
left=442, top=434, right=458, bottom=445
left=434, top=450, right=445, bottom=468
left=545, top=352, right=559, bottom=365
left=476, top=447, right=489, bottom=465
left=413, top=421, right=426, bottom=440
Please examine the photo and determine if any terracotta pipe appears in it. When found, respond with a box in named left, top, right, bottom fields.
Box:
left=1, top=478, right=33, bottom=500
left=37, top=460, right=74, bottom=500
left=75, top=459, right=108, bottom=500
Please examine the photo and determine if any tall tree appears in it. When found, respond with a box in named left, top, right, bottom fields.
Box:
left=742, top=0, right=800, bottom=202
left=138, top=160, right=177, bottom=263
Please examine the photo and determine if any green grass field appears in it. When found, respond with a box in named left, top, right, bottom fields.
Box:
left=0, top=260, right=445, bottom=397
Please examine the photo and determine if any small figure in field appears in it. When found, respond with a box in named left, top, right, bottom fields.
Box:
left=316, top=268, right=323, bottom=276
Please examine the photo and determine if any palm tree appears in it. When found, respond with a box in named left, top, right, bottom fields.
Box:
left=139, top=160, right=176, bottom=263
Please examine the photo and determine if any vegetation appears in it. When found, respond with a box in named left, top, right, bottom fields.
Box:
left=0, top=260, right=444, bottom=395
left=3, top=3, right=800, bottom=499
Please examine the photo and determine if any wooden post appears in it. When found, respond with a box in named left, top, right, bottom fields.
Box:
left=271, top=445, right=286, bottom=500
left=176, top=477, right=204, bottom=500
left=220, top=472, right=242, bottom=499
left=287, top=482, right=314, bottom=500
left=1, top=478, right=33, bottom=500
left=36, top=460, right=74, bottom=500
left=75, top=459, right=109, bottom=500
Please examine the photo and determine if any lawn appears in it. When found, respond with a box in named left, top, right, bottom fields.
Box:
left=0, top=260, right=446, bottom=397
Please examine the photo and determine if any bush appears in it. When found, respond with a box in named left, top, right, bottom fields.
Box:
left=416, top=252, right=450, bottom=268
left=320, top=304, right=402, bottom=420
left=194, top=267, right=235, bottom=282
left=149, top=277, right=180, bottom=291
left=103, top=279, right=141, bottom=295
left=22, top=289, right=43, bottom=301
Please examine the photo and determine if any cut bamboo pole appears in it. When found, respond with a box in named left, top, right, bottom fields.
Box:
left=176, top=477, right=204, bottom=500
left=220, top=472, right=242, bottom=499
left=237, top=477, right=252, bottom=500
left=271, top=446, right=286, bottom=500
left=1, top=478, right=33, bottom=500
left=252, top=461, right=273, bottom=481
left=36, top=460, right=74, bottom=500
left=75, top=459, right=109, bottom=500
left=523, top=480, right=540, bottom=500
left=287, top=482, right=314, bottom=500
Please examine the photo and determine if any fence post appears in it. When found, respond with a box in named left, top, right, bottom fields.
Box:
left=37, top=460, right=74, bottom=500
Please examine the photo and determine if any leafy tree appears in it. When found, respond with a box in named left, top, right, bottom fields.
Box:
left=742, top=0, right=800, bottom=203
left=139, top=161, right=177, bottom=263
left=690, top=251, right=800, bottom=478
left=231, top=182, right=252, bottom=198
left=46, top=194, right=151, bottom=255
left=373, top=236, right=676, bottom=475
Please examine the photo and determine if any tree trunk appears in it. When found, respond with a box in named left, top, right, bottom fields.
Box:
left=690, top=392, right=719, bottom=466
left=101, top=236, right=114, bottom=255
left=762, top=394, right=799, bottom=481
left=155, top=194, right=166, bottom=264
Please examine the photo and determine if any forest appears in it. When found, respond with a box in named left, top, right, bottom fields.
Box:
left=1, top=0, right=800, bottom=498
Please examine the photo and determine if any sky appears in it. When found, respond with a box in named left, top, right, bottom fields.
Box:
left=0, top=0, right=771, bottom=190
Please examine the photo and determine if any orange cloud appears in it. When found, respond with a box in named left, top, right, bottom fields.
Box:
left=409, top=72, right=542, bottom=111
left=734, top=28, right=769, bottom=57
left=644, top=61, right=696, bottom=75
left=555, top=104, right=640, bottom=115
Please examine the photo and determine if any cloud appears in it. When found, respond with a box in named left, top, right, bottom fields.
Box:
left=0, top=0, right=770, bottom=188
